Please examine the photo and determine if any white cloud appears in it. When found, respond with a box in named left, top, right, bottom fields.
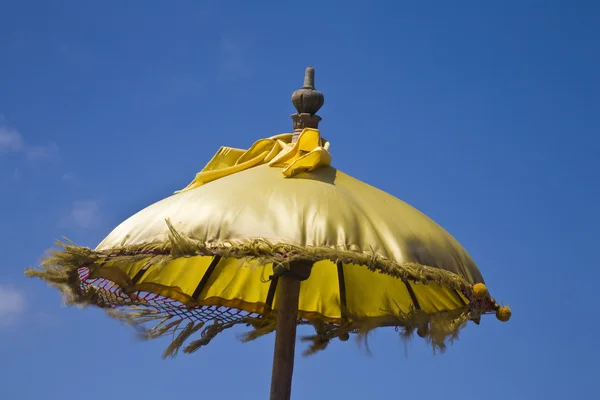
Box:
left=70, top=200, right=100, bottom=229
left=25, top=142, right=59, bottom=162
left=0, top=122, right=59, bottom=162
left=0, top=285, right=26, bottom=327
left=0, top=126, right=24, bottom=151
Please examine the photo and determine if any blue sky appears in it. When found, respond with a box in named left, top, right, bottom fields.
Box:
left=1, top=1, right=599, bottom=399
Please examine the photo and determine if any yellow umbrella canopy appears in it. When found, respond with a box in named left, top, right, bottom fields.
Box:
left=26, top=67, right=510, bottom=372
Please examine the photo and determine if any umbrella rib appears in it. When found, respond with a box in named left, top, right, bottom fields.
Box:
left=130, top=260, right=153, bottom=284
left=403, top=281, right=421, bottom=311
left=265, top=275, right=279, bottom=310
left=336, top=261, right=347, bottom=319
left=192, top=256, right=222, bottom=300
left=453, top=289, right=467, bottom=306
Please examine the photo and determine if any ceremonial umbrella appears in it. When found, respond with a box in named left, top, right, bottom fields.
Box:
left=26, top=67, right=511, bottom=400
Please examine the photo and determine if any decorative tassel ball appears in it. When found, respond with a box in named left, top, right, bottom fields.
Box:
left=496, top=306, right=512, bottom=322
left=472, top=283, right=489, bottom=299
left=417, top=325, right=429, bottom=338
left=338, top=332, right=350, bottom=342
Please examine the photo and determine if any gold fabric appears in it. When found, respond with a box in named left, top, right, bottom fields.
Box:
left=26, top=128, right=500, bottom=356
left=98, top=135, right=482, bottom=285
left=94, top=128, right=484, bottom=323
left=176, top=128, right=331, bottom=192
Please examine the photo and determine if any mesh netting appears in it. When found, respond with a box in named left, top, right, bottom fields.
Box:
left=75, top=265, right=364, bottom=357
left=79, top=266, right=260, bottom=325
left=73, top=264, right=487, bottom=357
left=77, top=266, right=271, bottom=357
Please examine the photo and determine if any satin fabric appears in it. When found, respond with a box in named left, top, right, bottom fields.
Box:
left=93, top=128, right=484, bottom=320
left=176, top=128, right=331, bottom=192
left=97, top=159, right=482, bottom=285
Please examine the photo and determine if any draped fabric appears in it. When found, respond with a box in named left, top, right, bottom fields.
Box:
left=26, top=128, right=506, bottom=357
left=99, top=129, right=482, bottom=285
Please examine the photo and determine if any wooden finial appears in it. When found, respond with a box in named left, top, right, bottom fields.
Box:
left=291, top=67, right=324, bottom=141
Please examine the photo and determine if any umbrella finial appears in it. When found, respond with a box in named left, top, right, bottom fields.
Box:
left=291, top=66, right=324, bottom=142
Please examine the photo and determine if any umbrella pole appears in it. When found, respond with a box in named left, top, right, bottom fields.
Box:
left=270, top=274, right=301, bottom=400
left=270, top=66, right=322, bottom=399
left=269, top=263, right=308, bottom=400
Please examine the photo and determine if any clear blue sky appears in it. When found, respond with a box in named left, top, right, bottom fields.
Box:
left=1, top=1, right=598, bottom=399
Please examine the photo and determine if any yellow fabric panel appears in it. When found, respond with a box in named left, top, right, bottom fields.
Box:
left=203, top=147, right=247, bottom=171
left=269, top=128, right=331, bottom=177
left=102, top=256, right=151, bottom=278
left=97, top=256, right=275, bottom=313
left=200, top=258, right=273, bottom=306
left=295, top=260, right=341, bottom=320
left=409, top=281, right=466, bottom=313
left=342, top=263, right=413, bottom=318
left=137, top=256, right=213, bottom=296
left=94, top=256, right=471, bottom=320
left=175, top=129, right=331, bottom=192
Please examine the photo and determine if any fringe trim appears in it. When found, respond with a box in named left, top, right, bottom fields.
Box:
left=24, top=221, right=496, bottom=358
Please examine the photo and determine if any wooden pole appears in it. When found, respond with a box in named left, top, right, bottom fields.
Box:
left=269, top=272, right=302, bottom=400
left=269, top=67, right=322, bottom=399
